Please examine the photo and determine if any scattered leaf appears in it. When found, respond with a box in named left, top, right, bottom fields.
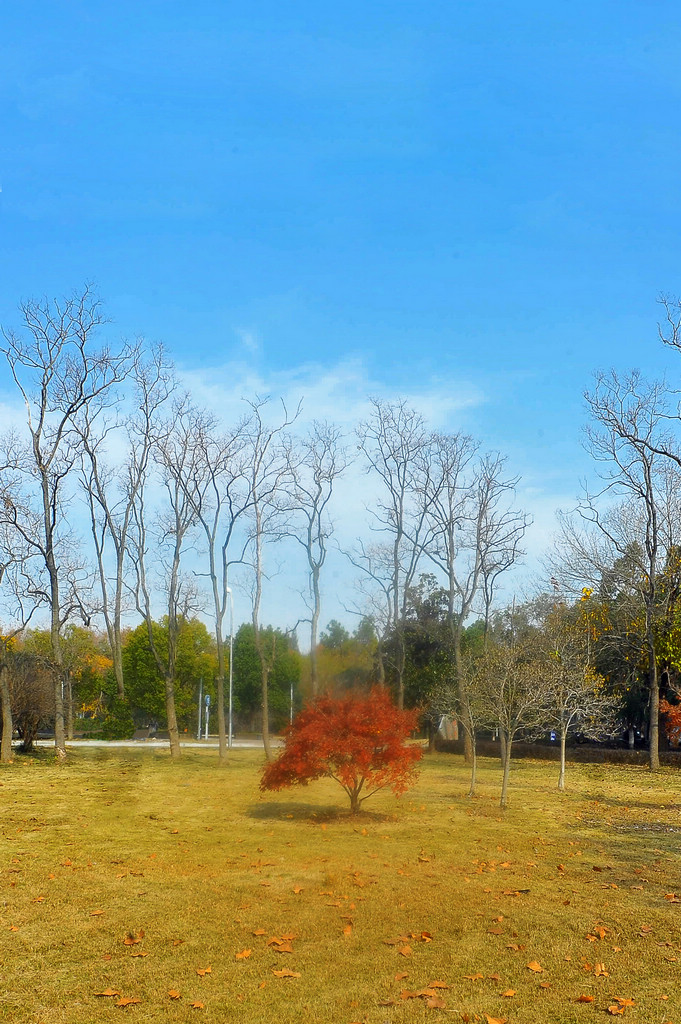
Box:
left=272, top=968, right=300, bottom=978
left=195, top=967, right=211, bottom=976
left=115, top=997, right=141, bottom=1007
left=398, top=945, right=412, bottom=957
left=501, top=989, right=516, bottom=997
left=95, top=989, right=121, bottom=997
left=235, top=949, right=252, bottom=960
left=576, top=995, right=594, bottom=1003
left=526, top=961, right=544, bottom=973
left=189, top=1002, right=204, bottom=1010
left=168, top=990, right=181, bottom=1000
left=394, top=972, right=409, bottom=981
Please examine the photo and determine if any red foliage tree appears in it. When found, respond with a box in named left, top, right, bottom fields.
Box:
left=260, top=687, right=422, bottom=813
left=660, top=698, right=681, bottom=745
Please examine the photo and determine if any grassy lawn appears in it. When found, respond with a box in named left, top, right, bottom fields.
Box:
left=1, top=747, right=680, bottom=1024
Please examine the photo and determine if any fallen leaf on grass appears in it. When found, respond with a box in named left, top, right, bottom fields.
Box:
left=95, top=989, right=121, bottom=997
left=612, top=998, right=635, bottom=1008
left=526, top=961, right=544, bottom=973
left=594, top=963, right=609, bottom=977
left=130, top=951, right=149, bottom=958
left=464, top=973, right=484, bottom=981
left=539, top=981, right=551, bottom=988
left=115, top=997, right=141, bottom=1007
left=484, top=1016, right=507, bottom=1024
left=398, top=945, right=412, bottom=957
left=576, top=995, right=594, bottom=1003
left=343, top=924, right=353, bottom=936
left=428, top=981, right=449, bottom=989
left=427, top=996, right=447, bottom=1008
left=394, top=971, right=409, bottom=981
left=501, top=990, right=516, bottom=997
left=90, top=909, right=105, bottom=916
left=195, top=967, right=211, bottom=976
left=272, top=968, right=300, bottom=978
left=252, top=928, right=266, bottom=936
left=189, top=1002, right=204, bottom=1010
left=235, top=949, right=252, bottom=960
left=168, top=990, right=181, bottom=1000
left=123, top=930, right=145, bottom=946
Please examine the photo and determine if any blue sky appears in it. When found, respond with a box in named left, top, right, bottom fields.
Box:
left=2, top=1, right=681, bottom=630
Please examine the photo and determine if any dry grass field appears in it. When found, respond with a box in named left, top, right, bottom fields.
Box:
left=1, top=747, right=680, bottom=1023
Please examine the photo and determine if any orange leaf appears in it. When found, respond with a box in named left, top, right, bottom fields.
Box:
left=235, top=949, right=252, bottom=960
left=115, top=997, right=141, bottom=1007
left=395, top=972, right=409, bottom=981
left=190, top=1002, right=204, bottom=1010
left=343, top=924, right=353, bottom=937
left=168, top=990, right=181, bottom=1000
left=95, top=989, right=121, bottom=997
left=252, top=928, right=266, bottom=936
left=274, top=943, right=293, bottom=953
left=594, top=962, right=609, bottom=977
left=428, top=981, right=449, bottom=989
left=398, top=945, right=412, bottom=957
left=195, top=967, right=212, bottom=976
left=90, top=910, right=105, bottom=916
left=526, top=961, right=544, bottom=973
left=272, top=968, right=300, bottom=978
left=130, top=951, right=149, bottom=958
left=501, top=990, right=516, bottom=997
left=464, top=973, right=484, bottom=981
left=539, top=981, right=551, bottom=988
left=427, top=996, right=447, bottom=1008
left=485, top=1016, right=507, bottom=1024
left=576, top=995, right=594, bottom=1003
left=607, top=1007, right=625, bottom=1016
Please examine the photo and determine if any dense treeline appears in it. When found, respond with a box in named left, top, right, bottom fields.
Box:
left=2, top=288, right=681, bottom=781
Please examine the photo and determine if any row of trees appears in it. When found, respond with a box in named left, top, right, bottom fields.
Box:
left=3, top=288, right=681, bottom=783
left=0, top=619, right=302, bottom=749
left=0, top=288, right=528, bottom=763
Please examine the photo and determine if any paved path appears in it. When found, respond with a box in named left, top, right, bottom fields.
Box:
left=35, top=737, right=280, bottom=750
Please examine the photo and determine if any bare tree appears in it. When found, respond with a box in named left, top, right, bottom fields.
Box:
left=77, top=345, right=175, bottom=699
left=577, top=370, right=676, bottom=770
left=130, top=399, right=202, bottom=758
left=356, top=399, right=433, bottom=708
left=287, top=422, right=348, bottom=695
left=476, top=631, right=551, bottom=809
left=539, top=600, right=620, bottom=790
left=244, top=398, right=300, bottom=760
left=173, top=410, right=252, bottom=760
left=424, top=438, right=529, bottom=762
left=1, top=288, right=133, bottom=757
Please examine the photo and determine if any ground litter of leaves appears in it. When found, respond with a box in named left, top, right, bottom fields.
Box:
left=1, top=748, right=680, bottom=1023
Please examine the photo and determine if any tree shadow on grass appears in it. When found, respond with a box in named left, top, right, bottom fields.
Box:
left=249, top=801, right=394, bottom=824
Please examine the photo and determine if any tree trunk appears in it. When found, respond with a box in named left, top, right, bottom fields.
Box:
left=558, top=726, right=567, bottom=791
left=453, top=629, right=472, bottom=763
left=66, top=673, right=74, bottom=741
left=165, top=674, right=181, bottom=759
left=500, top=735, right=512, bottom=809
left=310, top=566, right=320, bottom=697
left=468, top=731, right=477, bottom=798
left=499, top=729, right=507, bottom=765
left=648, top=637, right=660, bottom=771
left=0, top=662, right=13, bottom=763
left=628, top=726, right=635, bottom=749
